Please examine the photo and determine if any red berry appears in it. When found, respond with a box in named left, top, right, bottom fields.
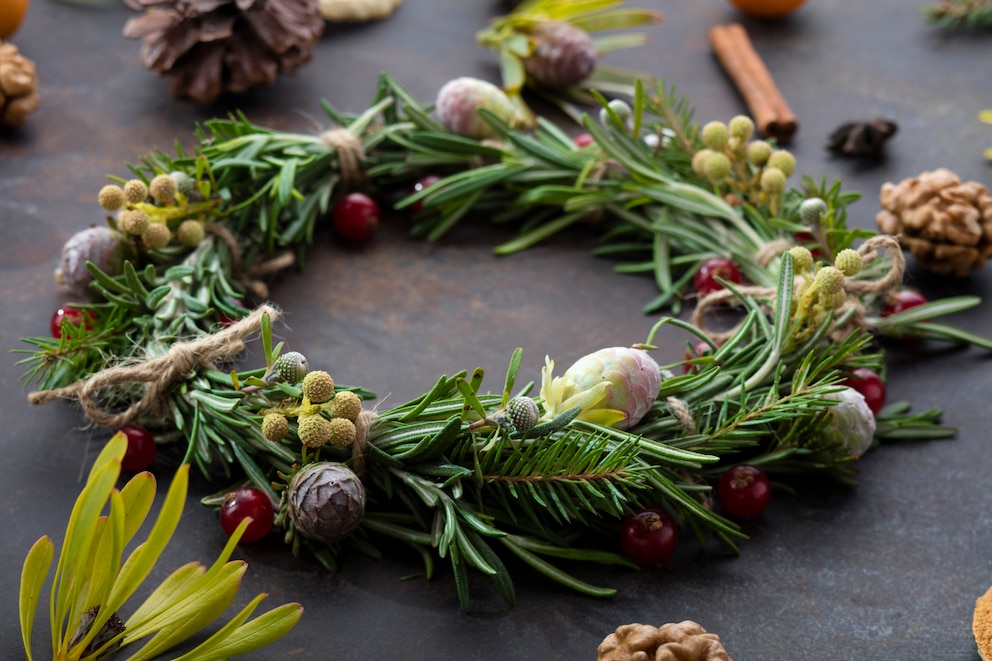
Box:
left=619, top=507, right=679, bottom=566
left=219, top=487, right=275, bottom=543
left=717, top=465, right=771, bottom=519
left=573, top=133, right=595, bottom=148
left=118, top=425, right=157, bottom=472
left=682, top=341, right=713, bottom=374
left=217, top=297, right=247, bottom=327
left=882, top=289, right=928, bottom=317
left=842, top=367, right=886, bottom=415
left=332, top=192, right=380, bottom=241
left=409, top=175, right=442, bottom=215
left=50, top=305, right=94, bottom=339
left=693, top=257, right=742, bottom=297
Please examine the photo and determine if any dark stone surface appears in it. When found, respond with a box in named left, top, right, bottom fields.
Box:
left=2, top=0, right=991, bottom=659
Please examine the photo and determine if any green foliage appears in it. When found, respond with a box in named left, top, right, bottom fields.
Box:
left=923, top=0, right=992, bottom=27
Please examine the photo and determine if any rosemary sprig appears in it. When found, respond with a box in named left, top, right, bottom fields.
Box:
left=923, top=0, right=992, bottom=28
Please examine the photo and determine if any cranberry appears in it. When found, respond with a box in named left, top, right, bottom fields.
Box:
left=217, top=297, right=247, bottom=327
left=50, top=305, right=94, bottom=339
left=118, top=425, right=157, bottom=472
left=332, top=192, right=380, bottom=241
left=717, top=465, right=771, bottom=519
left=842, top=367, right=886, bottom=415
left=219, top=486, right=275, bottom=543
left=573, top=133, right=595, bottom=148
left=882, top=289, right=928, bottom=317
left=693, top=257, right=742, bottom=297
left=409, top=175, right=442, bottom=215
left=682, top=340, right=713, bottom=374
left=619, top=507, right=679, bottom=566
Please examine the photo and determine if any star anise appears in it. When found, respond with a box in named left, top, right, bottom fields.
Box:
left=826, top=118, right=898, bottom=159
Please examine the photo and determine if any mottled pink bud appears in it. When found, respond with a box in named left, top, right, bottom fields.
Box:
left=523, top=21, right=599, bottom=89
left=562, top=347, right=662, bottom=429
left=435, top=77, right=521, bottom=139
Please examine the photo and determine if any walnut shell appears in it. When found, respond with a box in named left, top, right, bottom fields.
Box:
left=0, top=40, right=39, bottom=126
left=875, top=168, right=992, bottom=277
left=597, top=621, right=733, bottom=661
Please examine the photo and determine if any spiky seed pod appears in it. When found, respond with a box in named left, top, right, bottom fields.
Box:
left=287, top=462, right=366, bottom=544
left=822, top=387, right=876, bottom=458
left=599, top=99, right=632, bottom=130
left=834, top=249, right=863, bottom=277
left=118, top=210, right=150, bottom=236
left=506, top=396, right=539, bottom=432
left=141, top=223, right=172, bottom=250
left=563, top=347, right=663, bottom=430
left=272, top=351, right=309, bottom=383
left=148, top=173, right=178, bottom=203
left=759, top=167, right=786, bottom=194
left=331, top=391, right=362, bottom=421
left=815, top=266, right=845, bottom=295
left=297, top=414, right=334, bottom=448
left=703, top=152, right=731, bottom=180
left=522, top=21, right=598, bottom=89
left=123, top=179, right=148, bottom=204
left=435, top=76, right=522, bottom=139
left=302, top=370, right=335, bottom=403
left=789, top=246, right=814, bottom=273
left=170, top=171, right=198, bottom=199
left=176, top=220, right=206, bottom=248
left=691, top=149, right=716, bottom=176
left=700, top=121, right=729, bottom=150
left=746, top=140, right=773, bottom=166
left=767, top=150, right=796, bottom=177
left=261, top=413, right=289, bottom=442
left=728, top=114, right=756, bottom=141
left=56, top=226, right=123, bottom=294
left=98, top=185, right=126, bottom=211
left=326, top=418, right=357, bottom=448
left=799, top=197, right=828, bottom=225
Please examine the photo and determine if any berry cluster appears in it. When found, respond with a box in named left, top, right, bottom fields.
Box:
left=691, top=115, right=796, bottom=215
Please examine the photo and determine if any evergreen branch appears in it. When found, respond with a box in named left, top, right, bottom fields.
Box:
left=924, top=0, right=992, bottom=27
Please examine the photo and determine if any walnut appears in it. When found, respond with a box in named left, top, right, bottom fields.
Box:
left=0, top=40, right=40, bottom=126
left=875, top=168, right=992, bottom=277
left=597, top=621, right=734, bottom=661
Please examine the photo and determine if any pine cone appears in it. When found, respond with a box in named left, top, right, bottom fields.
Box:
left=0, top=40, right=40, bottom=126
left=122, top=0, right=324, bottom=104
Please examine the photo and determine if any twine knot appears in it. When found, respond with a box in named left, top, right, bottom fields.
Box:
left=319, top=128, right=367, bottom=192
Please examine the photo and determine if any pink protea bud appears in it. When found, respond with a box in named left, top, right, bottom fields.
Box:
left=523, top=21, right=599, bottom=89
left=435, top=76, right=522, bottom=139
left=56, top=226, right=124, bottom=295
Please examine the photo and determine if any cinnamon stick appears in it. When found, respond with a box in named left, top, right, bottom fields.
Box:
left=708, top=23, right=798, bottom=144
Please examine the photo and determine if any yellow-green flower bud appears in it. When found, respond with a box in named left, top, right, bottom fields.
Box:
left=799, top=197, right=828, bottom=225
left=700, top=121, right=729, bottom=150
left=824, top=289, right=848, bottom=310
left=759, top=167, right=786, bottom=194
left=118, top=209, right=150, bottom=236
left=272, top=351, right=309, bottom=383
left=298, top=414, right=334, bottom=448
left=98, top=185, right=125, bottom=211
left=141, top=222, right=171, bottom=250
left=506, top=396, right=540, bottom=432
left=332, top=391, right=362, bottom=421
left=728, top=114, right=755, bottom=141
left=746, top=140, right=773, bottom=166
left=302, top=370, right=335, bottom=404
left=691, top=149, right=716, bottom=176
left=815, top=266, right=845, bottom=295
left=176, top=220, right=205, bottom=248
left=171, top=171, right=198, bottom=198
left=833, top=249, right=863, bottom=277
left=789, top=246, right=813, bottom=273
left=326, top=417, right=357, bottom=448
left=149, top=173, right=178, bottom=203
left=261, top=413, right=289, bottom=442
left=767, top=150, right=796, bottom=177
left=703, top=152, right=732, bottom=180
left=123, top=179, right=148, bottom=204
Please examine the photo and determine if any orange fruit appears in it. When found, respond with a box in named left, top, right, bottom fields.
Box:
left=727, top=0, right=806, bottom=19
left=0, top=0, right=30, bottom=39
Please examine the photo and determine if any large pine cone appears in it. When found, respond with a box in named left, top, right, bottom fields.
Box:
left=123, top=0, right=324, bottom=104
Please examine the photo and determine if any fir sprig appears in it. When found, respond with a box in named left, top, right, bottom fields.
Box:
left=924, top=0, right=992, bottom=28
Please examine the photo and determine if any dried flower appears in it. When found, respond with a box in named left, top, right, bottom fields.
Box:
left=287, top=462, right=366, bottom=544
left=56, top=226, right=123, bottom=295
left=822, top=387, right=876, bottom=457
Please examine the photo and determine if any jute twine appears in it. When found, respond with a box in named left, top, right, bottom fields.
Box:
left=27, top=304, right=283, bottom=429
left=692, top=235, right=905, bottom=344
left=319, top=128, right=367, bottom=192
left=666, top=397, right=696, bottom=435
left=350, top=409, right=377, bottom=480
left=205, top=223, right=295, bottom=299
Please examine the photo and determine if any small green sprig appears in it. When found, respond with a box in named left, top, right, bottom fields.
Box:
left=924, top=0, right=992, bottom=27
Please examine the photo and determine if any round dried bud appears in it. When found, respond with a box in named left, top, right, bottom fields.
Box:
left=58, top=226, right=123, bottom=293
left=599, top=99, right=633, bottom=130
left=123, top=179, right=148, bottom=204
left=523, top=21, right=598, bottom=88
left=141, top=223, right=172, bottom=250
left=176, top=220, right=205, bottom=248
left=261, top=413, right=289, bottom=442
left=302, top=370, right=335, bottom=403
left=759, top=167, right=786, bottom=194
left=824, top=289, right=848, bottom=310
left=833, top=248, right=863, bottom=277
left=814, top=266, right=845, bottom=295
left=332, top=391, right=362, bottom=421
left=703, top=152, right=731, bottom=180
left=700, top=121, right=729, bottom=150
left=821, top=387, right=876, bottom=458
left=326, top=417, right=357, bottom=448
left=98, top=185, right=125, bottom=211
left=506, top=396, right=540, bottom=432
left=728, top=114, right=755, bottom=141
left=767, top=150, right=796, bottom=177
left=746, top=140, right=773, bottom=166
left=788, top=246, right=813, bottom=273
left=297, top=414, right=334, bottom=448
left=118, top=209, right=150, bottom=236
left=691, top=149, right=716, bottom=176
left=799, top=197, right=828, bottom=225
left=435, top=76, right=522, bottom=139
left=170, top=171, right=198, bottom=198
left=288, top=462, right=366, bottom=544
left=273, top=351, right=309, bottom=383
left=148, top=174, right=178, bottom=203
